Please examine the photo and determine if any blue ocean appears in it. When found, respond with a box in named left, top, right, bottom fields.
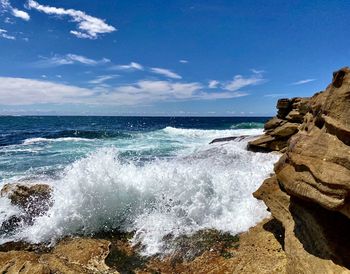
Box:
left=0, top=116, right=278, bottom=255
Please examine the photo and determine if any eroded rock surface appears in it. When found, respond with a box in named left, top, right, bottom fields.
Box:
left=248, top=97, right=310, bottom=152
left=0, top=238, right=118, bottom=274
left=255, top=67, right=350, bottom=273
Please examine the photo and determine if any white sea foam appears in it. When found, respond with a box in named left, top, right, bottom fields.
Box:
left=1, top=129, right=278, bottom=255
left=162, top=126, right=262, bottom=139
left=23, top=137, right=94, bottom=145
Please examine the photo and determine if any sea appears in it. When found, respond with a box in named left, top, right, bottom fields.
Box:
left=0, top=116, right=279, bottom=255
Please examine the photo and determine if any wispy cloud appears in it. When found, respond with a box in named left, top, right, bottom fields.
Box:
left=179, top=59, right=188, bottom=64
left=38, top=54, right=110, bottom=67
left=88, top=75, right=119, bottom=84
left=112, top=62, right=144, bottom=71
left=1, top=0, right=30, bottom=21
left=208, top=80, right=219, bottom=89
left=291, top=79, right=316, bottom=85
left=27, top=0, right=116, bottom=39
left=0, top=29, right=15, bottom=40
left=223, top=71, right=264, bottom=91
left=207, top=70, right=265, bottom=92
left=251, top=68, right=265, bottom=74
left=150, top=67, right=182, bottom=79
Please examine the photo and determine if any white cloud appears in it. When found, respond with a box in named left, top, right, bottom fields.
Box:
left=208, top=80, right=219, bottom=89
left=150, top=67, right=182, bottom=79
left=88, top=75, right=118, bottom=84
left=12, top=8, right=30, bottom=21
left=251, top=68, right=265, bottom=74
left=38, top=54, right=110, bottom=66
left=1, top=0, right=30, bottom=21
left=27, top=0, right=116, bottom=39
left=112, top=62, right=144, bottom=71
left=223, top=72, right=264, bottom=91
left=0, top=77, right=94, bottom=105
left=0, top=77, right=249, bottom=106
left=0, top=29, right=15, bottom=40
left=291, top=79, right=315, bottom=85
left=179, top=59, right=188, bottom=63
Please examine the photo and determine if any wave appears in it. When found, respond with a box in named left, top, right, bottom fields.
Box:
left=162, top=126, right=263, bottom=138
left=230, top=122, right=265, bottom=129
left=45, top=130, right=131, bottom=140
left=22, top=137, right=95, bottom=145
left=0, top=140, right=278, bottom=255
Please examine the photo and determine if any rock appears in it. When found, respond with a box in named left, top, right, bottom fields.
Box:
left=145, top=218, right=287, bottom=274
left=275, top=67, right=350, bottom=218
left=248, top=97, right=309, bottom=152
left=270, top=122, right=299, bottom=137
left=0, top=238, right=118, bottom=274
left=0, top=183, right=53, bottom=233
left=254, top=176, right=350, bottom=273
left=1, top=183, right=52, bottom=215
left=277, top=99, right=293, bottom=119
left=264, top=117, right=284, bottom=130
left=254, top=67, right=350, bottom=273
left=209, top=135, right=257, bottom=144
left=286, top=110, right=304, bottom=122
left=248, top=135, right=289, bottom=152
left=0, top=251, right=50, bottom=274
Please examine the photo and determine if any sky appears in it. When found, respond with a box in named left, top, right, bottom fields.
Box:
left=0, top=0, right=349, bottom=116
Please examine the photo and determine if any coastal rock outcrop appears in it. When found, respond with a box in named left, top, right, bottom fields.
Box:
left=1, top=183, right=52, bottom=215
left=0, top=238, right=117, bottom=274
left=248, top=97, right=310, bottom=152
left=255, top=67, right=350, bottom=273
left=0, top=183, right=52, bottom=233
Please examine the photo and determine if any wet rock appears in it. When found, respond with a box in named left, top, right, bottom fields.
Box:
left=209, top=135, right=257, bottom=144
left=1, top=183, right=52, bottom=216
left=0, top=183, right=53, bottom=234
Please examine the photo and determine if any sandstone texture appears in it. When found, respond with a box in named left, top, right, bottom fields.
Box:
left=248, top=97, right=310, bottom=152
left=0, top=238, right=118, bottom=274
left=255, top=67, right=350, bottom=273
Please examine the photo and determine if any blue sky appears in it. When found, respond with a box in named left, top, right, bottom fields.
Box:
left=0, top=0, right=349, bottom=116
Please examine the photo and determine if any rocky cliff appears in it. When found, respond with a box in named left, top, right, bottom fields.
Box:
left=254, top=67, right=350, bottom=273
left=248, top=97, right=310, bottom=152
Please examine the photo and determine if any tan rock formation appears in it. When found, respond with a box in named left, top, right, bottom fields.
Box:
left=248, top=97, right=310, bottom=152
left=1, top=183, right=52, bottom=215
left=0, top=238, right=118, bottom=274
left=255, top=67, right=350, bottom=273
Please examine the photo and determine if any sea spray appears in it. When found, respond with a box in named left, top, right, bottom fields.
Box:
left=1, top=134, right=279, bottom=255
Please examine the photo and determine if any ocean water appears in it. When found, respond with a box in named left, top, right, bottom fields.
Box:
left=0, top=116, right=278, bottom=255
